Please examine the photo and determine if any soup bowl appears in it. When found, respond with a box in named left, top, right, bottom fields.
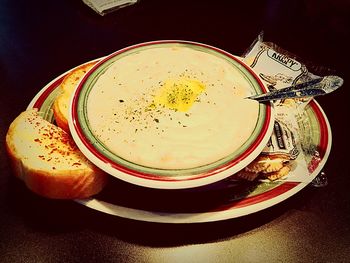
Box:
left=69, top=40, right=274, bottom=189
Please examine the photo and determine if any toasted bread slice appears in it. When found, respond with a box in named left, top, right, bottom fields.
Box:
left=53, top=61, right=96, bottom=133
left=6, top=109, right=107, bottom=199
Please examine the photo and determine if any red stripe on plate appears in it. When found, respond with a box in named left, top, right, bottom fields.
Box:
left=213, top=182, right=299, bottom=211
left=33, top=75, right=66, bottom=109
left=309, top=100, right=329, bottom=158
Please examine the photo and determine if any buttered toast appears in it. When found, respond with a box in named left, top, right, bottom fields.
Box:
left=6, top=109, right=107, bottom=199
left=53, top=61, right=96, bottom=133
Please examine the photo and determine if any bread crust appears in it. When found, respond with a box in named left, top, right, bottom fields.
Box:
left=53, top=61, right=96, bottom=133
left=6, top=109, right=107, bottom=199
left=52, top=98, right=69, bottom=133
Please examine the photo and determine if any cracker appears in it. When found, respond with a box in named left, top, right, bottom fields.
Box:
left=264, top=165, right=291, bottom=181
left=245, top=155, right=289, bottom=173
left=245, top=156, right=271, bottom=173
left=260, top=158, right=286, bottom=173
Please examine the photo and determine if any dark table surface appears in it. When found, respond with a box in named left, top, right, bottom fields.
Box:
left=1, top=0, right=350, bottom=262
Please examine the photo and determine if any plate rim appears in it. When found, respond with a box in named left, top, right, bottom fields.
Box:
left=27, top=56, right=332, bottom=223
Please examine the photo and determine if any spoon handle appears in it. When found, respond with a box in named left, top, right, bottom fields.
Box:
left=248, top=75, right=343, bottom=102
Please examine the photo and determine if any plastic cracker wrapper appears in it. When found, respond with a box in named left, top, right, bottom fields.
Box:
left=82, top=0, right=139, bottom=16
left=235, top=33, right=330, bottom=183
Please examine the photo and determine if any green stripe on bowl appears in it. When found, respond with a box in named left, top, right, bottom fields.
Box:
left=76, top=42, right=268, bottom=178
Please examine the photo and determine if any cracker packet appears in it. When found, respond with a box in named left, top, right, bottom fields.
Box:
left=235, top=33, right=331, bottom=183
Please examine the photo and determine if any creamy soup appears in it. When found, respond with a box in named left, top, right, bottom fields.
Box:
left=86, top=45, right=259, bottom=169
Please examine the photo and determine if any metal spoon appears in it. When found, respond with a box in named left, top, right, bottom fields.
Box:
left=247, top=75, right=344, bottom=102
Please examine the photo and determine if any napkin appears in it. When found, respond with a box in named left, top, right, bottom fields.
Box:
left=82, top=0, right=139, bottom=15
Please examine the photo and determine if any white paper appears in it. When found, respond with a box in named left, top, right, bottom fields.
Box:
left=82, top=0, right=139, bottom=15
